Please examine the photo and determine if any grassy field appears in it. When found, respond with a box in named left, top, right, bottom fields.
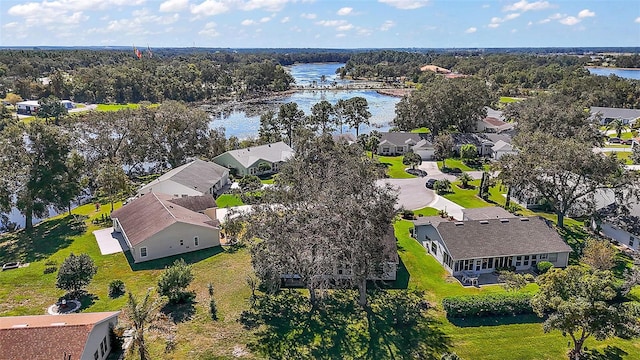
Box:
left=95, top=103, right=159, bottom=112
left=606, top=151, right=633, bottom=165
left=411, top=127, right=430, bottom=133
left=1, top=201, right=639, bottom=359
left=443, top=180, right=496, bottom=208
left=499, top=97, right=524, bottom=103
left=376, top=155, right=416, bottom=179
left=216, top=194, right=244, bottom=208
left=412, top=207, right=440, bottom=217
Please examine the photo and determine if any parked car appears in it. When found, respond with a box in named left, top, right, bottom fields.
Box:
left=425, top=178, right=437, bottom=189
left=608, top=137, right=622, bottom=144
left=622, top=139, right=633, bottom=145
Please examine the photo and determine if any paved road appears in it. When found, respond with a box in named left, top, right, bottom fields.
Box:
left=594, top=147, right=632, bottom=153
left=377, top=177, right=435, bottom=210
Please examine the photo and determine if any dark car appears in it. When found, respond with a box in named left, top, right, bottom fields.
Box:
left=425, top=178, right=437, bottom=189
left=608, top=137, right=622, bottom=144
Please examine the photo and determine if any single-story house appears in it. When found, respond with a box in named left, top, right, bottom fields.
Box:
left=492, top=140, right=517, bottom=160
left=16, top=100, right=40, bottom=115
left=462, top=206, right=516, bottom=221
left=590, top=106, right=640, bottom=126
left=476, top=117, right=514, bottom=133
left=0, top=311, right=120, bottom=360
left=212, top=141, right=294, bottom=177
left=593, top=201, right=640, bottom=252
left=138, top=159, right=230, bottom=198
left=333, top=133, right=357, bottom=144
left=450, top=133, right=494, bottom=157
left=111, top=192, right=220, bottom=263
left=413, top=216, right=571, bottom=276
left=377, top=132, right=427, bottom=158
left=377, top=132, right=498, bottom=159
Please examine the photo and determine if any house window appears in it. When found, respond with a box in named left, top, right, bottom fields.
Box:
left=180, top=239, right=184, bottom=246
left=515, top=256, right=522, bottom=267
left=431, top=242, right=438, bottom=254
left=488, top=258, right=494, bottom=268
left=194, top=236, right=199, bottom=247
left=382, top=147, right=389, bottom=153
left=630, top=236, right=635, bottom=247
left=140, top=247, right=148, bottom=257
left=94, top=351, right=99, bottom=360
left=538, top=253, right=548, bottom=260
left=548, top=253, right=558, bottom=262
left=523, top=255, right=530, bottom=266
left=482, top=258, right=489, bottom=269
left=396, top=146, right=403, bottom=153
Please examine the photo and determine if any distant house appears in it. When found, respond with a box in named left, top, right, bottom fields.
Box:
left=0, top=311, right=120, bottom=360
left=377, top=132, right=427, bottom=157
left=450, top=133, right=494, bottom=157
left=476, top=117, right=514, bottom=133
left=590, top=106, right=640, bottom=126
left=333, top=133, right=357, bottom=144
left=593, top=201, right=640, bottom=253
left=61, top=100, right=75, bottom=110
left=462, top=206, right=516, bottom=221
left=212, top=141, right=294, bottom=177
left=138, top=159, right=230, bottom=198
left=413, top=216, right=571, bottom=276
left=491, top=140, right=517, bottom=160
left=111, top=192, right=220, bottom=263
left=16, top=100, right=40, bottom=115
left=377, top=132, right=499, bottom=159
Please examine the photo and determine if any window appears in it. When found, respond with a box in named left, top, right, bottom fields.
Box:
left=180, top=239, right=184, bottom=246
left=548, top=253, right=558, bottom=262
left=431, top=242, right=438, bottom=254
left=630, top=236, right=635, bottom=247
left=482, top=258, right=489, bottom=269
left=523, top=255, right=530, bottom=266
left=396, top=146, right=403, bottom=152
left=538, top=253, right=548, bottom=260
left=516, top=256, right=522, bottom=267
left=140, top=247, right=148, bottom=257
left=194, top=236, right=199, bottom=247
left=382, top=147, right=389, bottom=153
left=94, top=351, right=99, bottom=360
left=488, top=258, right=494, bottom=268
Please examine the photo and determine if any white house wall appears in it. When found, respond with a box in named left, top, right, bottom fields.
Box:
left=138, top=180, right=202, bottom=197
left=80, top=317, right=118, bottom=360
left=132, top=222, right=220, bottom=263
left=600, top=223, right=639, bottom=252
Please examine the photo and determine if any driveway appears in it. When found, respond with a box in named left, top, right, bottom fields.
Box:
left=377, top=177, right=436, bottom=210
left=93, top=227, right=129, bottom=255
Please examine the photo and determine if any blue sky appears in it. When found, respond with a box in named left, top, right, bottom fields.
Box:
left=1, top=0, right=639, bottom=48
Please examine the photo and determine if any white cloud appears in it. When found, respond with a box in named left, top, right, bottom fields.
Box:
left=301, top=13, right=316, bottom=19
left=239, top=0, right=291, bottom=12
left=160, top=0, right=189, bottom=12
left=336, top=33, right=346, bottom=38
left=559, top=16, right=579, bottom=26
left=488, top=23, right=499, bottom=28
left=316, top=19, right=348, bottom=27
left=199, top=22, right=219, bottom=37
left=191, top=0, right=230, bottom=16
left=378, top=0, right=429, bottom=10
left=241, top=19, right=256, bottom=25
left=281, top=16, right=290, bottom=23
left=337, top=24, right=353, bottom=31
left=465, top=27, right=477, bottom=33
left=260, top=16, right=271, bottom=23
left=636, top=17, right=640, bottom=23
left=578, top=9, right=595, bottom=18
left=357, top=27, right=372, bottom=36
left=337, top=7, right=352, bottom=16
left=503, top=0, right=551, bottom=12
left=380, top=20, right=395, bottom=31
left=504, top=13, right=520, bottom=21
left=489, top=13, right=519, bottom=27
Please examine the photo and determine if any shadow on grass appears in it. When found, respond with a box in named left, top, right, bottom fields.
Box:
left=447, top=314, right=543, bottom=328
left=384, top=257, right=409, bottom=290
left=0, top=215, right=85, bottom=264
left=124, top=246, right=225, bottom=271
left=78, top=292, right=99, bottom=310
left=583, top=346, right=628, bottom=360
left=240, top=290, right=451, bottom=359
left=161, top=300, right=196, bottom=323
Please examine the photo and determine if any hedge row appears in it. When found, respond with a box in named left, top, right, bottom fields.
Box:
left=442, top=293, right=534, bottom=318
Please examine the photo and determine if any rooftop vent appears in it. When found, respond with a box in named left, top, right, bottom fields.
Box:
left=454, top=222, right=464, bottom=226
left=479, top=220, right=489, bottom=224
left=500, top=218, right=509, bottom=223
left=12, top=324, right=28, bottom=328
left=50, top=322, right=66, bottom=326
left=520, top=218, right=530, bottom=222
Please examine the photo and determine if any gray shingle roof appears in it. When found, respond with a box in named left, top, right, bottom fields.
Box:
left=597, top=200, right=640, bottom=236
left=492, top=140, right=513, bottom=152
left=379, top=132, right=430, bottom=147
left=435, top=217, right=571, bottom=260
left=216, top=141, right=294, bottom=168
left=591, top=107, right=640, bottom=121
left=140, top=159, right=228, bottom=193
left=462, top=207, right=516, bottom=221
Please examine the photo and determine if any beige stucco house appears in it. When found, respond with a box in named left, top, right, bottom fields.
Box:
left=138, top=159, right=230, bottom=197
left=111, top=192, right=220, bottom=263
left=0, top=311, right=120, bottom=360
left=212, top=141, right=293, bottom=177
left=413, top=216, right=571, bottom=276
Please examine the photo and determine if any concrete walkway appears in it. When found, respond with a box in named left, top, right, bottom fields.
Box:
left=427, top=196, right=464, bottom=220
left=594, top=147, right=632, bottom=153
left=93, top=227, right=129, bottom=255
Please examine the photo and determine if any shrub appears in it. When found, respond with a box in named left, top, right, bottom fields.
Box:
left=158, top=259, right=194, bottom=304
left=434, top=179, right=452, bottom=195
left=108, top=279, right=126, bottom=298
left=56, top=253, right=97, bottom=295
left=401, top=209, right=414, bottom=220
left=210, top=298, right=218, bottom=320
left=43, top=260, right=57, bottom=274
left=442, top=293, right=534, bottom=318
left=537, top=261, right=554, bottom=274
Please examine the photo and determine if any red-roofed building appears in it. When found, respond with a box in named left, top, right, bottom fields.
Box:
left=0, top=311, right=120, bottom=360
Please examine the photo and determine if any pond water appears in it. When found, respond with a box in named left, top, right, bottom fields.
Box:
left=587, top=67, right=640, bottom=80
left=210, top=63, right=401, bottom=139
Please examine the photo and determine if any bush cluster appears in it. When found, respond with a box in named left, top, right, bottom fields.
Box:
left=108, top=279, right=126, bottom=298
left=442, top=293, right=533, bottom=318
left=536, top=261, right=554, bottom=274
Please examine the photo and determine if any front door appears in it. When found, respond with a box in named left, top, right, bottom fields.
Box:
left=475, top=259, right=481, bottom=272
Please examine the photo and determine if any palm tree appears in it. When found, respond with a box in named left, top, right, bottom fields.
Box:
left=605, top=118, right=630, bottom=139
left=457, top=172, right=473, bottom=189
left=126, top=290, right=162, bottom=360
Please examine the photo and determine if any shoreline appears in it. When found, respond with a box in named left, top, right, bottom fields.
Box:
left=585, top=66, right=640, bottom=71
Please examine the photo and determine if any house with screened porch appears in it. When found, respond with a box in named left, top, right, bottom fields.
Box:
left=412, top=216, right=572, bottom=276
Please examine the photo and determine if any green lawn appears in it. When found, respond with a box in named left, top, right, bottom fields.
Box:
left=499, top=96, right=523, bottom=103
left=95, top=103, right=159, bottom=112
left=442, top=180, right=495, bottom=208
left=376, top=155, right=416, bottom=179
left=438, top=158, right=489, bottom=172
left=411, top=127, right=430, bottom=133
left=604, top=144, right=631, bottom=148
left=216, top=193, right=244, bottom=207
left=606, top=151, right=633, bottom=165
left=412, top=207, right=440, bottom=217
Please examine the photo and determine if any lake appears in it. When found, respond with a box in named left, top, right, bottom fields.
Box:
left=587, top=67, right=640, bottom=80
left=210, top=63, right=401, bottom=139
